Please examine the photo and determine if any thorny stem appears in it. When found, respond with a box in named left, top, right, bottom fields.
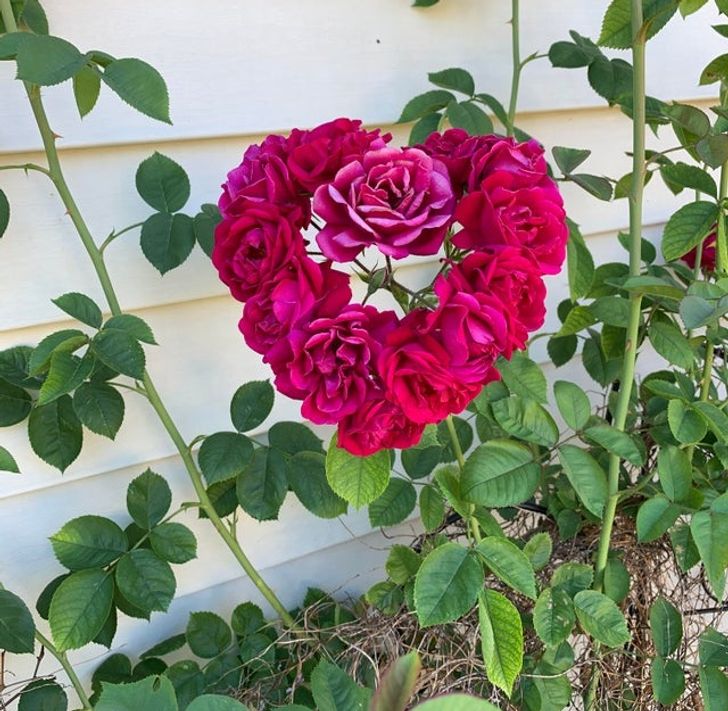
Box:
left=0, top=163, right=50, bottom=176
left=445, top=415, right=482, bottom=544
left=506, top=0, right=520, bottom=137
left=0, top=0, right=296, bottom=631
left=586, top=1, right=646, bottom=707
left=99, top=221, right=144, bottom=252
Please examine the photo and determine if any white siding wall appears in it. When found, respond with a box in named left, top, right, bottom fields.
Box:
left=0, top=0, right=721, bottom=696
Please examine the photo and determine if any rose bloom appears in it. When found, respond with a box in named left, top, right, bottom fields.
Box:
left=378, top=310, right=485, bottom=424
left=683, top=229, right=717, bottom=272
left=219, top=135, right=309, bottom=227
left=239, top=256, right=351, bottom=364
left=445, top=248, right=547, bottom=350
left=276, top=305, right=398, bottom=424
left=313, top=146, right=455, bottom=261
left=453, top=182, right=568, bottom=275
left=337, top=396, right=425, bottom=456
left=212, top=204, right=306, bottom=302
left=287, top=118, right=391, bottom=193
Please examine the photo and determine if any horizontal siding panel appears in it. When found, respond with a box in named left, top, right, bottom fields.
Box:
left=0, top=1, right=721, bottom=153
left=0, top=105, right=712, bottom=333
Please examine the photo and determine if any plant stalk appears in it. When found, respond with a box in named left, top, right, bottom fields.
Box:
left=35, top=632, right=92, bottom=710
left=506, top=0, right=520, bottom=136
left=1, top=0, right=295, bottom=630
left=445, top=415, right=481, bottom=544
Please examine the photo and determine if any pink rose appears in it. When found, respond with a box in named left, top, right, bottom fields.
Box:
left=239, top=256, right=351, bottom=361
left=444, top=249, right=547, bottom=350
left=419, top=128, right=475, bottom=191
left=219, top=135, right=310, bottom=227
left=683, top=228, right=717, bottom=272
left=467, top=137, right=550, bottom=193
left=378, top=310, right=484, bottom=424
left=287, top=118, right=391, bottom=193
left=453, top=183, right=567, bottom=275
left=212, top=204, right=306, bottom=302
left=313, top=146, right=455, bottom=261
left=276, top=305, right=398, bottom=424
left=337, top=397, right=425, bottom=456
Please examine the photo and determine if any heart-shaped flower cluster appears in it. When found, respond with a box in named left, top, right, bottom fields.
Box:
left=213, top=120, right=568, bottom=455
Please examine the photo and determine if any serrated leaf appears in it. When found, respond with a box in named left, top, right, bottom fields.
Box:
left=115, top=550, right=176, bottom=613
left=428, top=67, right=475, bottom=95
left=658, top=445, right=692, bottom=502
left=498, top=352, right=548, bottom=403
left=325, top=433, right=390, bottom=508
left=558, top=445, right=608, bottom=518
left=554, top=380, right=590, bottom=431
left=101, top=58, right=171, bottom=123
left=0, top=378, right=32, bottom=426
left=230, top=380, right=274, bottom=432
left=573, top=589, right=630, bottom=647
left=0, top=446, right=19, bottom=473
left=599, top=0, right=678, bottom=49
left=651, top=657, right=685, bottom=705
left=38, top=352, right=93, bottom=406
left=92, top=328, right=145, bottom=379
left=140, top=212, right=195, bottom=275
left=649, top=596, right=683, bottom=656
left=127, top=469, right=172, bottom=529
left=199, top=432, right=253, bottom=485
left=660, top=162, right=717, bottom=197
left=553, top=146, right=591, bottom=175
left=533, top=587, right=575, bottom=648
left=557, top=305, right=597, bottom=336
left=369, top=478, right=417, bottom=527
left=661, top=201, right=719, bottom=262
left=478, top=589, right=523, bottom=697
left=311, top=660, right=371, bottom=711
left=446, top=101, right=493, bottom=135
left=0, top=589, right=35, bottom=653
left=16, top=34, right=86, bottom=86
left=73, top=65, right=101, bottom=118
left=28, top=395, right=82, bottom=471
left=186, top=611, right=232, bottom=658
left=583, top=424, right=644, bottom=466
left=136, top=152, right=190, bottom=213
left=370, top=652, right=421, bottom=711
left=419, top=484, right=445, bottom=532
left=0, top=189, right=8, bottom=239
left=286, top=450, right=347, bottom=519
left=73, top=381, right=124, bottom=439
left=96, top=676, right=177, bottom=711
left=700, top=667, right=728, bottom=711
left=691, top=510, right=728, bottom=597
left=50, top=515, right=127, bottom=570
left=236, top=447, right=288, bottom=521
left=399, top=90, right=456, bottom=123
left=491, top=396, right=559, bottom=447
left=476, top=537, right=537, bottom=599
left=668, top=398, right=707, bottom=444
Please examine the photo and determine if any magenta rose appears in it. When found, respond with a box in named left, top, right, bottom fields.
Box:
left=378, top=310, right=484, bottom=424
left=212, top=204, right=306, bottom=302
left=239, top=256, right=351, bottom=361
left=467, top=136, right=549, bottom=193
left=287, top=118, right=391, bottom=193
left=453, top=183, right=567, bottom=275
left=444, top=248, right=547, bottom=350
left=313, top=146, right=455, bottom=261
left=219, top=135, right=309, bottom=227
left=683, top=228, right=717, bottom=272
left=337, top=396, right=425, bottom=456
left=276, top=305, right=398, bottom=424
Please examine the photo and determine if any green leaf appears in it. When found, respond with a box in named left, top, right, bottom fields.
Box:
left=399, top=90, right=456, bottom=123
left=402, top=437, right=443, bottom=479
left=127, top=469, right=172, bottom=530
left=136, top=153, right=190, bottom=213
left=498, top=352, right=548, bottom=403
left=649, top=596, right=683, bottom=657
left=311, top=660, right=371, bottom=711
left=325, top=433, right=390, bottom=508
left=370, top=652, right=421, bottom=711
left=661, top=201, right=719, bottom=262
left=680, top=295, right=717, bottom=329
left=366, top=581, right=404, bottom=615
left=193, top=206, right=219, bottom=258
left=231, top=602, right=265, bottom=637
left=141, top=633, right=187, bottom=659
left=598, top=0, right=678, bottom=48
left=523, top=532, right=553, bottom=571
left=0, top=189, right=8, bottom=239
left=547, top=335, right=578, bottom=367
left=0, top=378, right=32, bottom=426
left=478, top=589, right=523, bottom=697
left=461, top=440, right=539, bottom=507
left=96, top=676, right=177, bottom=711
left=0, top=589, right=35, bottom=653
left=697, top=134, right=728, bottom=168
left=554, top=380, right=590, bottom=431
left=573, top=589, right=630, bottom=647
left=414, top=542, right=484, bottom=627
left=552, top=563, right=594, bottom=598
left=476, top=537, right=537, bottom=599
left=16, top=35, right=86, bottom=86
left=552, top=146, right=591, bottom=175
left=268, top=420, right=323, bottom=455
left=115, top=549, right=176, bottom=613
left=29, top=329, right=87, bottom=375
left=701, top=53, right=728, bottom=85
left=446, top=101, right=493, bottom=135
left=101, top=58, right=171, bottom=123
left=583, top=424, right=644, bottom=466
left=52, top=292, right=103, bottom=328
left=386, top=545, right=422, bottom=585
left=149, top=523, right=196, bottom=564
left=699, top=626, right=728, bottom=666
left=140, top=212, right=195, bottom=275
left=700, top=667, right=728, bottom=711
left=690, top=510, right=728, bottom=597
left=651, top=657, right=685, bottom=705
left=92, top=329, right=145, bottom=379
left=671, top=523, right=700, bottom=572
left=558, top=445, right=608, bottom=518
left=408, top=112, right=442, bottom=146
left=568, top=173, right=613, bottom=201
left=286, top=450, right=347, bottom=519
left=38, top=352, right=93, bottom=406
left=668, top=399, right=707, bottom=444
left=648, top=321, right=695, bottom=370
left=18, top=678, right=68, bottom=711
left=28, top=395, right=82, bottom=471
left=491, top=396, right=559, bottom=447
left=186, top=611, right=232, bottom=658
left=557, top=305, right=597, bottom=336
left=679, top=0, right=707, bottom=14
left=0, top=445, right=19, bottom=473
left=415, top=697, right=500, bottom=711
left=187, top=697, right=249, bottom=711
left=428, top=67, right=475, bottom=95
left=419, top=484, right=445, bottom=532
left=658, top=445, right=691, bottom=502
left=49, top=569, right=114, bottom=652
left=73, top=65, right=101, bottom=118
left=533, top=587, right=576, bottom=648
left=692, top=401, right=728, bottom=442
left=369, top=478, right=417, bottom=527
left=236, top=447, right=288, bottom=521
left=636, top=494, right=680, bottom=542
left=103, top=314, right=157, bottom=345
left=73, top=381, right=124, bottom=439
left=566, top=221, right=595, bottom=300
left=164, top=660, right=204, bottom=708
left=548, top=41, right=599, bottom=68
left=198, top=432, right=253, bottom=485
left=230, top=380, right=274, bottom=432
left=661, top=162, right=717, bottom=197
left=50, top=515, right=127, bottom=570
